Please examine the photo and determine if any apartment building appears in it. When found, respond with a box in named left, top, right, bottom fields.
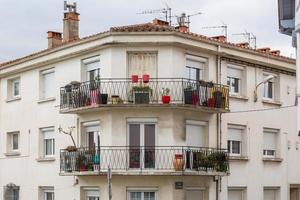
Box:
left=0, top=3, right=299, bottom=200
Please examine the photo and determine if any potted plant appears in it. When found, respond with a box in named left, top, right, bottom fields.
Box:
left=184, top=85, right=198, bottom=105
left=100, top=93, right=108, bottom=104
left=66, top=145, right=77, bottom=152
left=76, top=154, right=87, bottom=172
left=162, top=88, right=171, bottom=104
left=173, top=153, right=184, bottom=171
left=143, top=74, right=150, bottom=83
left=111, top=95, right=120, bottom=104
left=213, top=90, right=224, bottom=108
left=87, top=160, right=94, bottom=171
left=132, top=86, right=152, bottom=104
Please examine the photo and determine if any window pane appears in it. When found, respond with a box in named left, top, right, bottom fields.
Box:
left=144, top=192, right=155, bottom=200
left=130, top=192, right=142, bottom=200
left=228, top=190, right=243, bottom=200
left=45, top=192, right=54, bottom=200
left=186, top=190, right=204, bottom=200
left=231, top=141, right=241, bottom=154
left=128, top=53, right=157, bottom=78
left=45, top=139, right=54, bottom=156
left=13, top=81, right=20, bottom=96
left=43, top=72, right=55, bottom=98
left=12, top=134, right=18, bottom=150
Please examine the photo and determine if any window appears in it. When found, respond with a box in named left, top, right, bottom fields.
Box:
left=264, top=188, right=279, bottom=200
left=40, top=187, right=54, bottom=200
left=128, top=119, right=156, bottom=169
left=185, top=55, right=207, bottom=81
left=83, top=188, right=100, bottom=200
left=41, top=127, right=55, bottom=157
left=227, top=66, right=243, bottom=95
left=82, top=56, right=100, bottom=81
left=263, top=73, right=278, bottom=101
left=7, top=77, right=21, bottom=99
left=7, top=132, right=19, bottom=153
left=227, top=125, right=245, bottom=156
left=40, top=69, right=55, bottom=99
left=128, top=191, right=156, bottom=200
left=82, top=121, right=100, bottom=149
left=228, top=187, right=246, bottom=200
left=263, top=128, right=279, bottom=158
left=186, top=188, right=205, bottom=200
left=128, top=52, right=157, bottom=78
left=186, top=120, right=207, bottom=147
left=4, top=184, right=19, bottom=200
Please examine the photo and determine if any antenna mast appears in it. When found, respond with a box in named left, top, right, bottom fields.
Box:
left=202, top=24, right=228, bottom=39
left=137, top=6, right=172, bottom=24
left=233, top=30, right=257, bottom=49
left=64, top=1, right=77, bottom=12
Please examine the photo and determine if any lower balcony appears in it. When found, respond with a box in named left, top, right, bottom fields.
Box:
left=59, top=146, right=229, bottom=176
left=59, top=78, right=229, bottom=114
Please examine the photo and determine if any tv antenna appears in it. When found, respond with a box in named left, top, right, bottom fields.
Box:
left=64, top=1, right=77, bottom=12
left=233, top=30, right=257, bottom=49
left=202, top=24, right=228, bottom=39
left=137, top=6, right=172, bottom=24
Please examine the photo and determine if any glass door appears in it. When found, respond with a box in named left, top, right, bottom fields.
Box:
left=129, top=123, right=156, bottom=169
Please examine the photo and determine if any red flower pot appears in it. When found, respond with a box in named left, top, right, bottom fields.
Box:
left=131, top=75, right=139, bottom=83
left=143, top=74, right=150, bottom=83
left=191, top=94, right=199, bottom=105
left=162, top=96, right=170, bottom=104
left=208, top=98, right=215, bottom=107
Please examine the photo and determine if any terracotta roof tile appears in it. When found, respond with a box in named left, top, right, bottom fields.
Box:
left=0, top=22, right=295, bottom=68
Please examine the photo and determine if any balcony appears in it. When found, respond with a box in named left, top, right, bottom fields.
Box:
left=60, top=78, right=229, bottom=114
left=59, top=146, right=229, bottom=176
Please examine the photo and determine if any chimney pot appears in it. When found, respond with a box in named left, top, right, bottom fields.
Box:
left=47, top=31, right=62, bottom=48
left=270, top=50, right=280, bottom=56
left=176, top=25, right=189, bottom=33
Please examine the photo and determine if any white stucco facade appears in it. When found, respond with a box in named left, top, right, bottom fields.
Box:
left=0, top=19, right=298, bottom=200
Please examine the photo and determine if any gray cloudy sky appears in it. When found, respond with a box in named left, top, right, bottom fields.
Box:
left=0, top=0, right=295, bottom=63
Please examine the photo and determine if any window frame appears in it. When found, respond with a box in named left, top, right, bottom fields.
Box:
left=227, top=65, right=245, bottom=96
left=82, top=187, right=100, bottom=200
left=7, top=77, right=21, bottom=100
left=40, top=68, right=55, bottom=100
left=43, top=189, right=54, bottom=200
left=227, top=125, right=246, bottom=157
left=263, top=128, right=279, bottom=158
left=41, top=127, right=55, bottom=158
left=82, top=56, right=101, bottom=82
left=228, top=187, right=246, bottom=200
left=262, top=72, right=278, bottom=101
left=7, top=132, right=20, bottom=153
left=127, top=188, right=158, bottom=200
left=263, top=187, right=280, bottom=200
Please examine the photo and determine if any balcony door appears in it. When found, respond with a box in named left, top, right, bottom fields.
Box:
left=83, top=121, right=100, bottom=149
left=128, top=122, right=156, bottom=169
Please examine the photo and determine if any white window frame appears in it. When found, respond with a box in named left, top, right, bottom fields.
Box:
left=263, top=128, right=279, bottom=158
left=43, top=189, right=54, bottom=200
left=262, top=72, right=278, bottom=101
left=263, top=187, right=280, bottom=200
left=127, top=118, right=157, bottom=169
left=82, top=56, right=101, bottom=82
left=227, top=125, right=245, bottom=157
left=7, top=132, right=20, bottom=152
left=41, top=127, right=55, bottom=158
left=185, top=55, right=208, bottom=81
left=186, top=186, right=206, bottom=200
left=7, top=77, right=21, bottom=99
left=82, top=121, right=101, bottom=148
left=82, top=187, right=100, bottom=200
left=127, top=187, right=158, bottom=200
left=40, top=68, right=55, bottom=100
left=228, top=187, right=246, bottom=200
left=227, top=65, right=244, bottom=96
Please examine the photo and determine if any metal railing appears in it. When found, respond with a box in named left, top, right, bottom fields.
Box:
left=60, top=146, right=229, bottom=174
left=60, top=78, right=229, bottom=111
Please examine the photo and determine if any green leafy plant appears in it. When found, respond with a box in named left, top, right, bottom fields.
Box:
left=162, top=88, right=170, bottom=96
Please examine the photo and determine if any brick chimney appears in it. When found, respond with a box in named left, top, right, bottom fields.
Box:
left=211, top=35, right=227, bottom=42
left=236, top=42, right=249, bottom=48
left=257, top=47, right=271, bottom=53
left=47, top=31, right=62, bottom=48
left=270, top=50, right=280, bottom=56
left=63, top=2, right=79, bottom=42
left=152, top=18, right=169, bottom=26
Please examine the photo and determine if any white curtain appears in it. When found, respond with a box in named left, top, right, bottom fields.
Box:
left=128, top=53, right=157, bottom=78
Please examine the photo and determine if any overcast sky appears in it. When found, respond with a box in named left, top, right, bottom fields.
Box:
left=0, top=0, right=295, bottom=63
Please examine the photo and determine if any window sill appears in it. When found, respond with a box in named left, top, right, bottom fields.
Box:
left=262, top=157, right=283, bottom=162
left=262, top=99, right=282, bottom=106
left=6, top=97, right=21, bottom=103
left=229, top=156, right=249, bottom=161
left=37, top=97, right=56, bottom=104
left=5, top=152, right=21, bottom=156
left=36, top=157, right=56, bottom=162
left=229, top=95, right=249, bottom=101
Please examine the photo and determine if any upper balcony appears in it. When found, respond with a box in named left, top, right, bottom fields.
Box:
left=59, top=146, right=229, bottom=176
left=60, top=78, right=229, bottom=114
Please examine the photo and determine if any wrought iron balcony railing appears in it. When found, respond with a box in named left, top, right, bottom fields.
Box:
left=60, top=78, right=229, bottom=111
left=60, top=146, right=229, bottom=175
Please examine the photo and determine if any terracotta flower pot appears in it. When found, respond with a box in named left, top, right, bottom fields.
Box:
left=162, top=95, right=170, bottom=104
left=143, top=74, right=150, bottom=83
left=131, top=75, right=139, bottom=83
left=173, top=154, right=184, bottom=171
left=208, top=98, right=215, bottom=107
